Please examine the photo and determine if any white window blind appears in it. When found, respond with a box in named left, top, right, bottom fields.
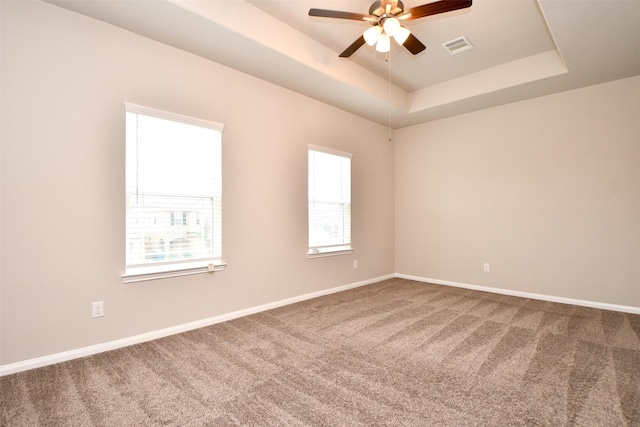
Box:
left=308, top=146, right=352, bottom=255
left=125, top=103, right=223, bottom=273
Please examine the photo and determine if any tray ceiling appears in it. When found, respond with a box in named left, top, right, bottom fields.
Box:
left=47, top=0, right=640, bottom=128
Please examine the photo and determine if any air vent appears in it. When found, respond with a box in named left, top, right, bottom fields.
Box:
left=442, top=36, right=473, bottom=55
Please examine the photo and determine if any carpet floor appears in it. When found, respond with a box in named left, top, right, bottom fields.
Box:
left=2, top=278, right=639, bottom=426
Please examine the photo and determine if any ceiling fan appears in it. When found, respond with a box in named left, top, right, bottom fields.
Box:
left=309, top=0, right=472, bottom=57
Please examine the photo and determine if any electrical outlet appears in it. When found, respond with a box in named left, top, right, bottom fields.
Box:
left=483, top=263, right=490, bottom=273
left=353, top=260, right=358, bottom=269
left=92, top=301, right=104, bottom=318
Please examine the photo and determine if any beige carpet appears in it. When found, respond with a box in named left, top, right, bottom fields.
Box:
left=2, top=278, right=639, bottom=426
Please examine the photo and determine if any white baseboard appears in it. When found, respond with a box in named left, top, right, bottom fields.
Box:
left=0, top=274, right=394, bottom=377
left=395, top=273, right=640, bottom=315
left=3, top=273, right=636, bottom=376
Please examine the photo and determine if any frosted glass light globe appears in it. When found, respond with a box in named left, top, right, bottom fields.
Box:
left=394, top=27, right=411, bottom=45
left=376, top=34, right=391, bottom=53
left=382, top=17, right=400, bottom=37
left=363, top=26, right=383, bottom=46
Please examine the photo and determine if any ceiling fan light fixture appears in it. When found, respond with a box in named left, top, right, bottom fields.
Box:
left=310, top=0, right=471, bottom=58
left=382, top=17, right=400, bottom=37
left=394, top=26, right=411, bottom=45
left=363, top=25, right=383, bottom=46
left=376, top=33, right=391, bottom=52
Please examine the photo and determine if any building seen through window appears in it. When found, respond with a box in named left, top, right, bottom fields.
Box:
left=125, top=104, right=223, bottom=271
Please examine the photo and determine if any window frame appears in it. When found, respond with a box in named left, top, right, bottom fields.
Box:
left=307, top=145, right=353, bottom=258
left=121, top=103, right=226, bottom=283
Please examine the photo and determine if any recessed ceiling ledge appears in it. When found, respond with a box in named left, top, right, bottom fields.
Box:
left=409, top=49, right=568, bottom=113
left=171, top=0, right=409, bottom=112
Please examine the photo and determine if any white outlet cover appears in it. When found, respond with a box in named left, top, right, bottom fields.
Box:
left=92, top=301, right=104, bottom=318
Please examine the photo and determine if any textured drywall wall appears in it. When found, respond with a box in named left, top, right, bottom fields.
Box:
left=395, top=75, right=640, bottom=308
left=0, top=1, right=394, bottom=365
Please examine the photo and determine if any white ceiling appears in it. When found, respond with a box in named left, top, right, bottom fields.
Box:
left=47, top=0, right=640, bottom=128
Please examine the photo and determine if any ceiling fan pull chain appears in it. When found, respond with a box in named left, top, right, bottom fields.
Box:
left=388, top=49, right=392, bottom=142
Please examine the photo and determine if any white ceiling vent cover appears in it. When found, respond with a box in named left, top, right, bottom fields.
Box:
left=443, top=36, right=473, bottom=55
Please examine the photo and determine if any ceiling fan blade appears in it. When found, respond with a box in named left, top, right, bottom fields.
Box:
left=309, top=9, right=369, bottom=21
left=404, top=0, right=472, bottom=21
left=339, top=36, right=366, bottom=58
left=403, top=33, right=426, bottom=55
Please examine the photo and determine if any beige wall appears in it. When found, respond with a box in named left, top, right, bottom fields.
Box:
left=395, top=75, right=640, bottom=308
left=0, top=2, right=395, bottom=365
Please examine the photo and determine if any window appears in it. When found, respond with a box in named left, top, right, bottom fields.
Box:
left=308, top=146, right=352, bottom=257
left=122, top=103, right=224, bottom=282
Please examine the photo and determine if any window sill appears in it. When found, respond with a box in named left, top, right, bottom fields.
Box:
left=122, top=261, right=227, bottom=283
left=308, top=246, right=353, bottom=259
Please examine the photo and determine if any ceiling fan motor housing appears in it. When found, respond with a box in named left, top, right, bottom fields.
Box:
left=369, top=0, right=405, bottom=16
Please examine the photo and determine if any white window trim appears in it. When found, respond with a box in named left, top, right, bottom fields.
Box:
left=307, top=245, right=353, bottom=258
left=123, top=103, right=225, bottom=283
left=121, top=261, right=227, bottom=284
left=308, top=144, right=353, bottom=160
left=124, top=103, right=224, bottom=132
